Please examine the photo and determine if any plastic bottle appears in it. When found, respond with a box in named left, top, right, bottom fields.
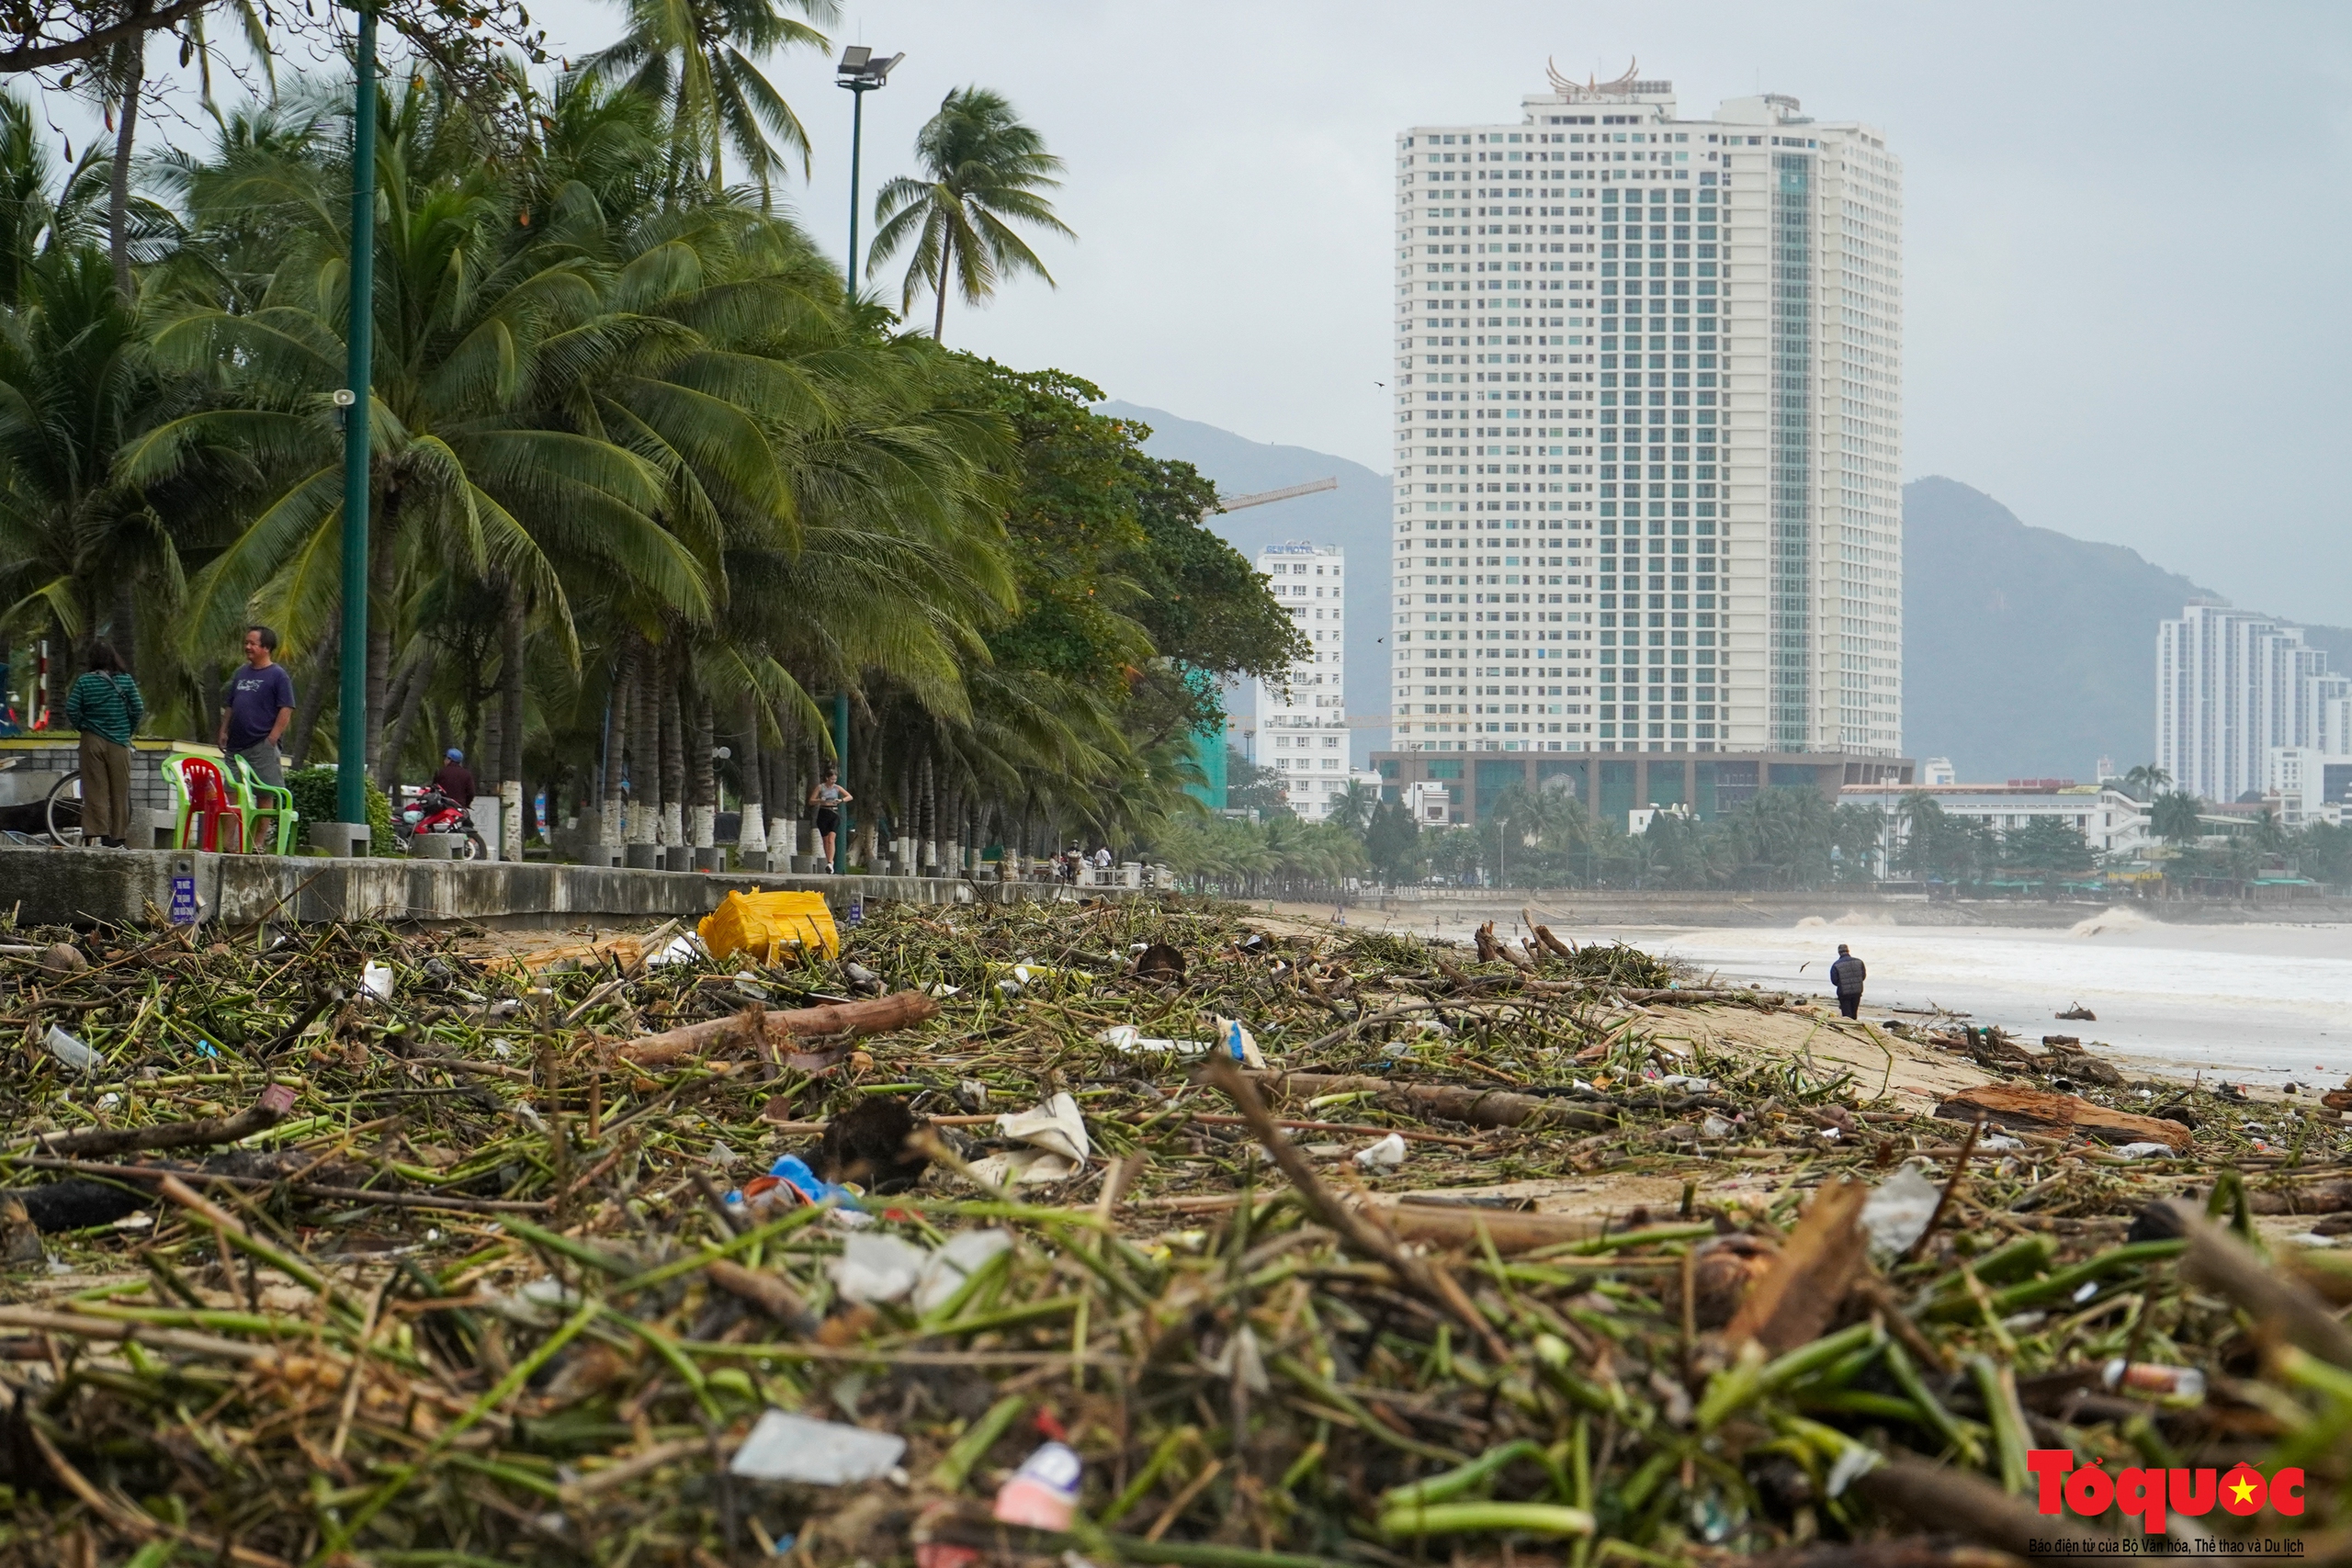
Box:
left=992, top=1442, right=1082, bottom=1529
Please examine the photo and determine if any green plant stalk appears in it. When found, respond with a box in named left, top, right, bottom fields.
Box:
left=605, top=1306, right=718, bottom=1421
left=1916, top=1234, right=2054, bottom=1303
left=1377, top=1502, right=1596, bottom=1539
left=1102, top=1425, right=1196, bottom=1527
left=1695, top=1321, right=1878, bottom=1432
left=930, top=1394, right=1026, bottom=1494
left=1379, top=1438, right=1544, bottom=1511
left=322, top=1297, right=599, bottom=1557
left=1272, top=1353, right=1467, bottom=1464
left=1970, top=1353, right=2031, bottom=1495
left=605, top=1203, right=831, bottom=1296
left=1883, top=1338, right=1984, bottom=1466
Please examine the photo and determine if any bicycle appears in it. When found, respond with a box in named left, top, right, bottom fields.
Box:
left=43, top=769, right=83, bottom=846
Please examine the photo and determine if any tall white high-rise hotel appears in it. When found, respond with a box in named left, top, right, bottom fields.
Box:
left=1388, top=66, right=1904, bottom=757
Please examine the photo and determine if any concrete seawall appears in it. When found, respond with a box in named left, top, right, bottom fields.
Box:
left=0, top=846, right=1123, bottom=929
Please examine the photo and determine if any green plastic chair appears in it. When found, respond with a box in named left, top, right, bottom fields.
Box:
left=227, top=753, right=299, bottom=855
left=160, top=751, right=246, bottom=852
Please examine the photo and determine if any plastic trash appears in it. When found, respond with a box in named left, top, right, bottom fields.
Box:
left=1353, top=1134, right=1407, bottom=1171
left=845, top=897, right=865, bottom=929
left=992, top=1442, right=1082, bottom=1529
left=1657, top=1075, right=1714, bottom=1091
left=730, top=1153, right=858, bottom=1214
left=2113, top=1142, right=2177, bottom=1160
left=2102, top=1359, right=2206, bottom=1401
left=698, top=889, right=841, bottom=964
left=729, top=1410, right=906, bottom=1483
left=360, top=961, right=395, bottom=1003
left=44, top=1024, right=98, bottom=1074
left=912, top=1229, right=1014, bottom=1314
left=1212, top=1015, right=1266, bottom=1069
left=1096, top=1023, right=1210, bottom=1057
left=1700, top=1113, right=1735, bottom=1140
left=967, top=1093, right=1091, bottom=1188
left=1978, top=1134, right=2026, bottom=1152
left=1860, top=1164, right=1942, bottom=1257
left=831, top=1232, right=928, bottom=1303
left=643, top=933, right=702, bottom=968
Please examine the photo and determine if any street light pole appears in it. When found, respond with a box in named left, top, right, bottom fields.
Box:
left=829, top=45, right=900, bottom=874
left=335, top=4, right=379, bottom=831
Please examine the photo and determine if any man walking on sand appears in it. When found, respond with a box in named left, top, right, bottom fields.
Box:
left=1829, top=942, right=1866, bottom=1020
left=218, top=626, right=295, bottom=786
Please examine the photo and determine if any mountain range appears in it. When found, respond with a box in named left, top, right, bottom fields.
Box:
left=1107, top=400, right=2349, bottom=782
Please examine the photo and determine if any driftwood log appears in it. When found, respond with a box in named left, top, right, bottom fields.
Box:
left=1933, top=1084, right=2191, bottom=1152
left=24, top=1089, right=296, bottom=1159
left=612, top=991, right=940, bottom=1068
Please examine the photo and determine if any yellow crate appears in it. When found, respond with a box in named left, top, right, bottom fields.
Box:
left=697, top=889, right=842, bottom=964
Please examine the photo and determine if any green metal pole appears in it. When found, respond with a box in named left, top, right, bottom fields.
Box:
left=844, top=83, right=865, bottom=305
left=832, top=85, right=864, bottom=873
left=832, top=692, right=849, bottom=874
left=334, top=6, right=378, bottom=829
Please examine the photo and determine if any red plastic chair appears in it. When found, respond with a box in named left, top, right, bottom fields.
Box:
left=166, top=755, right=246, bottom=852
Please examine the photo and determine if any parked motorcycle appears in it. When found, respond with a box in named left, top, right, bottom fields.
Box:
left=394, top=785, right=487, bottom=860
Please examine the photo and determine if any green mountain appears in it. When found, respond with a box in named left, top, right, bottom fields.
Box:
left=1904, top=477, right=2352, bottom=781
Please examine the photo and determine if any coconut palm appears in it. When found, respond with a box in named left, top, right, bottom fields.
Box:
left=2150, top=790, right=2205, bottom=845
left=2120, top=762, right=2170, bottom=802
left=580, top=0, right=834, bottom=197
left=1327, top=777, right=1377, bottom=835
left=868, top=86, right=1073, bottom=340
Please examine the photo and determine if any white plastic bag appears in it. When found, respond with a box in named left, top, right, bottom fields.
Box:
left=1860, top=1163, right=1942, bottom=1257
left=912, top=1229, right=1013, bottom=1314
left=830, top=1232, right=927, bottom=1303
left=1353, top=1133, right=1407, bottom=1171
left=729, top=1410, right=905, bottom=1483
left=44, top=1024, right=98, bottom=1074
left=360, top=961, right=395, bottom=1003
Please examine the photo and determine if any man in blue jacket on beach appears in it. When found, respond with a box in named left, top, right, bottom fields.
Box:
left=1829, top=943, right=1866, bottom=1020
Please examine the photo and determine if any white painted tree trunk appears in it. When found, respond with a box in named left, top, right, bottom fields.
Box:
left=691, top=804, right=716, bottom=850
left=601, top=791, right=624, bottom=847
left=740, top=800, right=767, bottom=853
left=502, top=782, right=524, bottom=862
left=659, top=801, right=684, bottom=847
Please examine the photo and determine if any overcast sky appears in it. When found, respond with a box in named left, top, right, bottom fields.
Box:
left=70, top=1, right=2352, bottom=624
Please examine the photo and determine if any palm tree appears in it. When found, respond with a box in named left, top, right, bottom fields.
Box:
left=2121, top=762, right=2171, bottom=802
left=2149, top=790, right=2204, bottom=845
left=1327, top=777, right=1377, bottom=835
left=868, top=87, right=1073, bottom=341
left=581, top=0, right=835, bottom=197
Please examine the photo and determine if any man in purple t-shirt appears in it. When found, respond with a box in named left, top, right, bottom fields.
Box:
left=218, top=625, right=296, bottom=785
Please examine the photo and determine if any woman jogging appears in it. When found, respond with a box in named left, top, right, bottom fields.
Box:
left=62, top=639, right=144, bottom=848
left=807, top=767, right=852, bottom=869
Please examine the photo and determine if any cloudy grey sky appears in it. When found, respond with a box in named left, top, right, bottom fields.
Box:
left=68, top=1, right=2352, bottom=622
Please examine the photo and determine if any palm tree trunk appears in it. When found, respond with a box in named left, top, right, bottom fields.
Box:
left=107, top=30, right=141, bottom=300
left=497, top=584, right=526, bottom=853
left=626, top=639, right=659, bottom=846
left=288, top=624, right=338, bottom=767
left=933, top=230, right=952, bottom=341
left=735, top=700, right=764, bottom=857
left=658, top=660, right=684, bottom=848
left=379, top=646, right=435, bottom=791
left=601, top=637, right=631, bottom=851
left=110, top=574, right=138, bottom=675
left=687, top=690, right=715, bottom=850
left=364, top=491, right=398, bottom=778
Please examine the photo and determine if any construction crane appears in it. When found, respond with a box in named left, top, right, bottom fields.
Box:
left=1212, top=477, right=1337, bottom=513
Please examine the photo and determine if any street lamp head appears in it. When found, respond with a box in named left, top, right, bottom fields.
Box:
left=835, top=46, right=902, bottom=89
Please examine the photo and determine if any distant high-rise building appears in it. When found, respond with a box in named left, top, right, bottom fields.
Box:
left=1254, top=542, right=1351, bottom=819
left=1387, top=66, right=1904, bottom=757
left=2158, top=602, right=2352, bottom=803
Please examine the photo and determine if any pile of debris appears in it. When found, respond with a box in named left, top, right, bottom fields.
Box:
left=0, top=899, right=2345, bottom=1565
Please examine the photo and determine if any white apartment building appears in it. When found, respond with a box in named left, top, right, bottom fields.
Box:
left=1846, top=783, right=2152, bottom=859
left=1254, top=543, right=1353, bottom=820
left=1388, top=66, right=1903, bottom=757
left=2157, top=601, right=2352, bottom=803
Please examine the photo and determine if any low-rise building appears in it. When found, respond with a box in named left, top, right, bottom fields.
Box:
left=1845, top=782, right=2151, bottom=856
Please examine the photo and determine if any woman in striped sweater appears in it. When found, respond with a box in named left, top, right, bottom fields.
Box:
left=62, top=640, right=144, bottom=848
